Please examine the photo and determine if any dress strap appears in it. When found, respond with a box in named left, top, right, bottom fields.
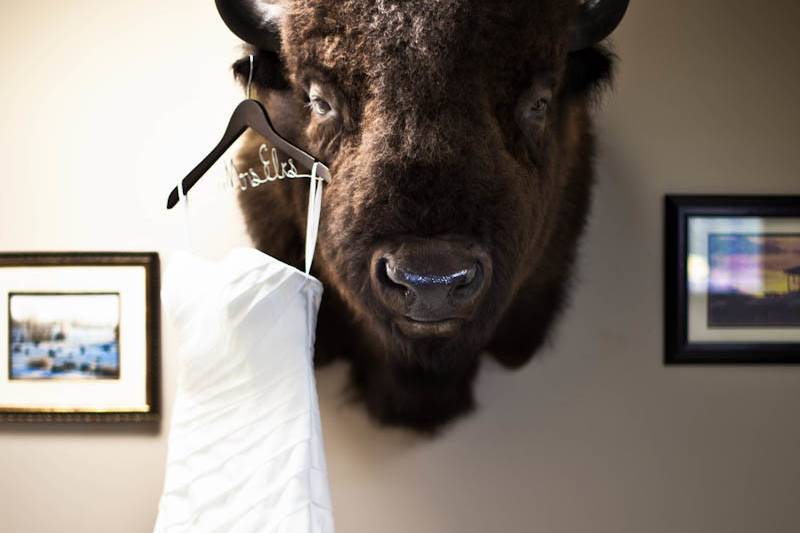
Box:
left=304, top=162, right=323, bottom=274
left=176, top=168, right=192, bottom=250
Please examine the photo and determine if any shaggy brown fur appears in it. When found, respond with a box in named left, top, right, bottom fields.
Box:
left=232, top=0, right=616, bottom=433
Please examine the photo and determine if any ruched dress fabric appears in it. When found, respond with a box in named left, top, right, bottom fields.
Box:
left=154, top=247, right=335, bottom=533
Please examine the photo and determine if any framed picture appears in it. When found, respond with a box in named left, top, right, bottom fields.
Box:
left=0, top=252, right=160, bottom=422
left=665, top=196, right=800, bottom=364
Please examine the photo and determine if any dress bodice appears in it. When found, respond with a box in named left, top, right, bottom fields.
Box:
left=154, top=247, right=334, bottom=533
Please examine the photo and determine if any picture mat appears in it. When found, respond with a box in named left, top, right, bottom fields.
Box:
left=687, top=217, right=800, bottom=343
left=0, top=265, right=148, bottom=411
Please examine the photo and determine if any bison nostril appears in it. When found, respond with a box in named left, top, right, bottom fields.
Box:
left=453, top=263, right=480, bottom=294
left=456, top=264, right=477, bottom=287
left=379, top=259, right=410, bottom=296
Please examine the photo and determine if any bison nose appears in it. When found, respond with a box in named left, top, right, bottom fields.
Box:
left=371, top=238, right=492, bottom=337
left=385, top=263, right=477, bottom=295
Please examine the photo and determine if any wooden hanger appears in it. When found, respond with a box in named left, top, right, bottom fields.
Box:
left=166, top=98, right=331, bottom=209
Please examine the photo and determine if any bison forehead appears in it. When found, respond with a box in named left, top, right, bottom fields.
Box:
left=283, top=0, right=574, bottom=100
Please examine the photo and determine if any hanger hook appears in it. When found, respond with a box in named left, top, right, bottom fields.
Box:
left=246, top=54, right=254, bottom=100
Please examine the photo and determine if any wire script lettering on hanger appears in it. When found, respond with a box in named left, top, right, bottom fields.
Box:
left=222, top=145, right=325, bottom=191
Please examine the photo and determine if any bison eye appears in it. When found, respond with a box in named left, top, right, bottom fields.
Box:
left=309, top=94, right=332, bottom=116
left=306, top=83, right=334, bottom=118
left=530, top=97, right=549, bottom=115
left=515, top=85, right=553, bottom=135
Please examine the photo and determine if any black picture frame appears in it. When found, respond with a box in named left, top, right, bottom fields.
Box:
left=665, top=196, right=800, bottom=365
left=0, top=252, right=160, bottom=422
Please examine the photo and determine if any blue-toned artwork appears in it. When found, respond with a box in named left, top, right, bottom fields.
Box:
left=9, top=293, right=120, bottom=380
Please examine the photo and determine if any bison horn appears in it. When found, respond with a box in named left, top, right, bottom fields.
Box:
left=215, top=0, right=283, bottom=52
left=569, top=0, right=630, bottom=51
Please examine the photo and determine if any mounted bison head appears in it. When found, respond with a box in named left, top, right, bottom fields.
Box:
left=219, top=0, right=629, bottom=432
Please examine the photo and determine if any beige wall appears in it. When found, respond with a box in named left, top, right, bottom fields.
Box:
left=1, top=1, right=799, bottom=532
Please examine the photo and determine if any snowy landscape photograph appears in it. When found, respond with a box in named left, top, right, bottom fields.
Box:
left=9, top=293, right=121, bottom=380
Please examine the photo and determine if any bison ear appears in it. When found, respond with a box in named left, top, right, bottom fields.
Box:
left=218, top=1, right=290, bottom=91
left=233, top=50, right=291, bottom=91
left=561, top=0, right=627, bottom=97
left=563, top=45, right=615, bottom=98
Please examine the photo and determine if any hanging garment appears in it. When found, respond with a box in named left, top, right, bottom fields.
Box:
left=154, top=174, right=334, bottom=532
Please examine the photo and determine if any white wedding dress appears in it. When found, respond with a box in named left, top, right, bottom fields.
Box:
left=154, top=175, right=334, bottom=532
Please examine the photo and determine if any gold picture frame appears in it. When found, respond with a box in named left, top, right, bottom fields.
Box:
left=0, top=252, right=160, bottom=422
